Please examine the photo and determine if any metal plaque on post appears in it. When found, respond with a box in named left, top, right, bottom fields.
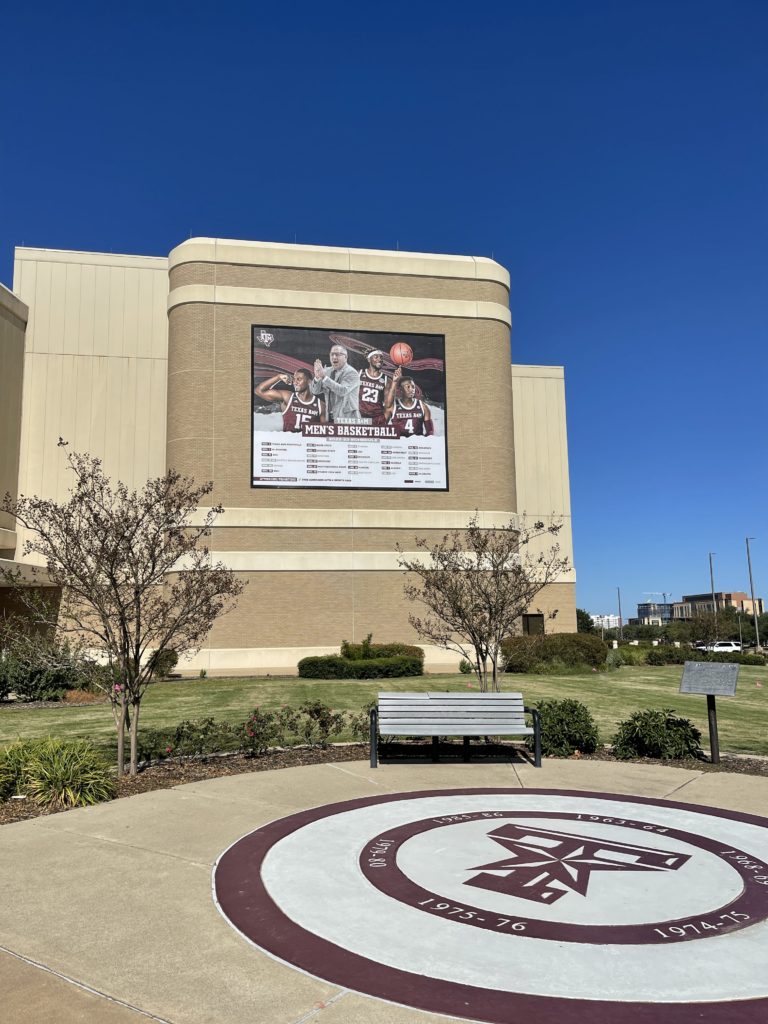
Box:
left=680, top=661, right=739, bottom=697
left=679, top=661, right=739, bottom=765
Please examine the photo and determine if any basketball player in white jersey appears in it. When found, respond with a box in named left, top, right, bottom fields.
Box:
left=384, top=366, right=434, bottom=438
left=255, top=368, right=327, bottom=432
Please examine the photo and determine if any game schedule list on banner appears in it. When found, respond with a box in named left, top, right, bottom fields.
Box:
left=251, top=326, right=448, bottom=491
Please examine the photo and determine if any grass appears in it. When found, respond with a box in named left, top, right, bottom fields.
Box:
left=1, top=665, right=767, bottom=757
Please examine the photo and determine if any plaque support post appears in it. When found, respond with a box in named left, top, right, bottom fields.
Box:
left=707, top=694, right=720, bottom=764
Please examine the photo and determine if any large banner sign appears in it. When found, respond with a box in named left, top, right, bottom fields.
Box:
left=252, top=326, right=448, bottom=490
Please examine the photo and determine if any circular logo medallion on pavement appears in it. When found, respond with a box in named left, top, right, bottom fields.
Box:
left=213, top=789, right=768, bottom=1023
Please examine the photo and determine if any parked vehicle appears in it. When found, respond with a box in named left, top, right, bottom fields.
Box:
left=694, top=641, right=742, bottom=654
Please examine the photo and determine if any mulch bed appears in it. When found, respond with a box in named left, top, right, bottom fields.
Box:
left=1, top=742, right=767, bottom=828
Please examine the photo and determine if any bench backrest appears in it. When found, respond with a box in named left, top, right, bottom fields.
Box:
left=377, top=691, right=527, bottom=734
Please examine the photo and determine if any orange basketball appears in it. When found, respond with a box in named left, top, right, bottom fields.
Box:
left=390, top=342, right=413, bottom=366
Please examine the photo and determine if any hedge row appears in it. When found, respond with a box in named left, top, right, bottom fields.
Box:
left=502, top=633, right=608, bottom=673
left=645, top=647, right=765, bottom=667
left=298, top=654, right=423, bottom=679
left=340, top=640, right=425, bottom=662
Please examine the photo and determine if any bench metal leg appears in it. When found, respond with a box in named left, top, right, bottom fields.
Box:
left=370, top=709, right=378, bottom=768
left=463, top=736, right=471, bottom=763
left=532, top=708, right=542, bottom=767
left=431, top=736, right=439, bottom=762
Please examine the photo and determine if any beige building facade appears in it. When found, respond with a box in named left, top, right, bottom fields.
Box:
left=1, top=238, right=575, bottom=672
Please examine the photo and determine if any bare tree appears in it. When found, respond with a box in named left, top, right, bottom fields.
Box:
left=1, top=441, right=244, bottom=775
left=398, top=515, right=569, bottom=692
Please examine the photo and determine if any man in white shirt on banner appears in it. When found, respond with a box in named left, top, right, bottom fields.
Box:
left=311, top=343, right=361, bottom=422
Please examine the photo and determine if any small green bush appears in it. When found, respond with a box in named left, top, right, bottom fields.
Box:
left=298, top=654, right=423, bottom=679
left=295, top=700, right=345, bottom=746
left=297, top=655, right=348, bottom=679
left=21, top=738, right=116, bottom=809
left=238, top=707, right=294, bottom=756
left=646, top=646, right=689, bottom=666
left=459, top=658, right=473, bottom=675
left=153, top=648, right=179, bottom=679
left=612, top=645, right=650, bottom=666
left=340, top=639, right=425, bottom=662
left=503, top=633, right=608, bottom=674
left=612, top=708, right=703, bottom=760
left=528, top=698, right=600, bottom=757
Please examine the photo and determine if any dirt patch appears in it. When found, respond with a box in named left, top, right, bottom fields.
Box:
left=1, top=742, right=766, bottom=828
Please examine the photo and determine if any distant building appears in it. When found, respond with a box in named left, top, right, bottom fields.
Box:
left=591, top=614, right=620, bottom=630
left=672, top=592, right=764, bottom=621
left=636, top=602, right=674, bottom=626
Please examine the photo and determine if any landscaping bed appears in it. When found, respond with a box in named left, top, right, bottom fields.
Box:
left=1, top=740, right=766, bottom=828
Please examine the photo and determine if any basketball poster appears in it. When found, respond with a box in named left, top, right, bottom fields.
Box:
left=252, top=326, right=448, bottom=490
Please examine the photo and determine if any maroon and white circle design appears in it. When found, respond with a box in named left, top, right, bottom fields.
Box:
left=213, top=789, right=768, bottom=1023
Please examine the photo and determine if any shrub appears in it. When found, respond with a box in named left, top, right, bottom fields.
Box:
left=296, top=700, right=345, bottom=746
left=612, top=645, right=650, bottom=666
left=0, top=740, right=39, bottom=800
left=21, top=738, right=116, bottom=809
left=707, top=651, right=765, bottom=666
left=153, top=648, right=179, bottom=679
left=340, top=638, right=425, bottom=662
left=348, top=700, right=377, bottom=741
left=239, top=707, right=293, bottom=756
left=297, top=655, right=348, bottom=679
left=298, top=654, right=423, bottom=679
left=503, top=633, right=609, bottom=674
left=459, top=658, right=473, bottom=675
left=646, top=646, right=689, bottom=666
left=136, top=727, right=177, bottom=764
left=0, top=653, right=79, bottom=702
left=612, top=708, right=703, bottom=760
left=137, top=717, right=239, bottom=763
left=527, top=699, right=600, bottom=757
left=646, top=648, right=765, bottom=667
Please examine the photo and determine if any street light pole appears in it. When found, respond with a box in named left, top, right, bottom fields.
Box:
left=617, top=586, right=624, bottom=642
left=709, top=552, right=717, bottom=638
left=746, top=537, right=762, bottom=651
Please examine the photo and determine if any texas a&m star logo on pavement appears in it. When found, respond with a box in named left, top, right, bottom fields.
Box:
left=214, top=789, right=768, bottom=1024
left=466, top=822, right=690, bottom=903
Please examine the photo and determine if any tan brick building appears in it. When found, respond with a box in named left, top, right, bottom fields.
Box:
left=0, top=238, right=575, bottom=672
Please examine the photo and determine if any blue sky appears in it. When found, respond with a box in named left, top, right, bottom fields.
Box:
left=1, top=1, right=766, bottom=617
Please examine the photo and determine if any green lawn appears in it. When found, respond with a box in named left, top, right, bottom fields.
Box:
left=1, top=665, right=767, bottom=756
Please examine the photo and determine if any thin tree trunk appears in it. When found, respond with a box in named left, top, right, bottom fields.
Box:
left=129, top=700, right=141, bottom=777
left=116, top=695, right=126, bottom=777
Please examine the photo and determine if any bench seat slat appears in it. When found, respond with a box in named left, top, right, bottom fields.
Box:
left=380, top=724, right=536, bottom=733
left=380, top=704, right=525, bottom=712
left=377, top=692, right=524, bottom=699
left=379, top=725, right=534, bottom=736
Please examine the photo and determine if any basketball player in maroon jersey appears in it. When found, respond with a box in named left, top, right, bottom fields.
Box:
left=384, top=366, right=434, bottom=438
left=358, top=350, right=390, bottom=426
left=254, top=368, right=327, bottom=432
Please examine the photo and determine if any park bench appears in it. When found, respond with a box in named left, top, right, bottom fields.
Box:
left=369, top=691, right=541, bottom=768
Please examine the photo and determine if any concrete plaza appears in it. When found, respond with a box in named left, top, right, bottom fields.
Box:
left=1, top=756, right=767, bottom=1024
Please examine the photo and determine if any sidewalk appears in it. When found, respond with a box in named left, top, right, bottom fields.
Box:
left=1, top=757, right=767, bottom=1024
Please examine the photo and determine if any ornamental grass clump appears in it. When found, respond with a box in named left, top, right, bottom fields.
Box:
left=612, top=708, right=703, bottom=761
left=20, top=738, right=116, bottom=809
left=0, top=740, right=39, bottom=800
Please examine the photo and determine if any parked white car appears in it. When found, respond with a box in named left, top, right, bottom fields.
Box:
left=694, top=641, right=742, bottom=654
